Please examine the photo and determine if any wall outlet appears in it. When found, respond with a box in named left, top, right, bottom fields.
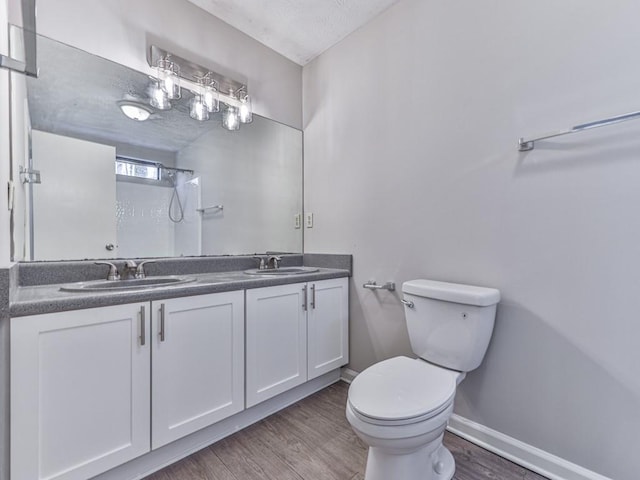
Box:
left=305, top=212, right=314, bottom=228
left=294, top=213, right=301, bottom=229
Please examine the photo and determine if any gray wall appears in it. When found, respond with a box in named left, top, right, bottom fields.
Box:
left=303, top=1, right=640, bottom=479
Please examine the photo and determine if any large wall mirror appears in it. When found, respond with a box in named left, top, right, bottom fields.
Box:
left=11, top=30, right=303, bottom=261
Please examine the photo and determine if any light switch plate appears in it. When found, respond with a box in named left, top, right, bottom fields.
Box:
left=305, top=212, right=314, bottom=228
left=294, top=213, right=301, bottom=229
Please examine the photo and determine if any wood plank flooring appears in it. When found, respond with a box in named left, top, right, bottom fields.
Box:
left=144, top=381, right=548, bottom=480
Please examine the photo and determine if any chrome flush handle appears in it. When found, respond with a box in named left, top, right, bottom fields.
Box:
left=401, top=299, right=414, bottom=308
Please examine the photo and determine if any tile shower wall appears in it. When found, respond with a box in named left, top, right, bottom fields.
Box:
left=115, top=181, right=176, bottom=258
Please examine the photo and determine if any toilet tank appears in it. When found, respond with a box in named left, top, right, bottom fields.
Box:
left=402, top=279, right=500, bottom=372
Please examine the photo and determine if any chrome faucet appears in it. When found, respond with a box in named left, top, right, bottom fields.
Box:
left=122, top=260, right=138, bottom=280
left=266, top=255, right=282, bottom=270
left=95, top=261, right=120, bottom=281
left=135, top=260, right=155, bottom=279
left=253, top=256, right=266, bottom=270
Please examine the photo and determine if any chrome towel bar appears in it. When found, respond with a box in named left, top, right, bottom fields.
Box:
left=518, top=109, right=640, bottom=151
left=197, top=204, right=224, bottom=213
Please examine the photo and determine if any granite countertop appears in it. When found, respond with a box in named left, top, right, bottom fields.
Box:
left=11, top=267, right=350, bottom=318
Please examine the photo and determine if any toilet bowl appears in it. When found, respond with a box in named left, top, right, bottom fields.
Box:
left=347, top=279, right=500, bottom=480
left=347, top=356, right=461, bottom=480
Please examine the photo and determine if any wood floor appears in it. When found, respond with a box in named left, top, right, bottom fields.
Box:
left=144, top=381, right=547, bottom=480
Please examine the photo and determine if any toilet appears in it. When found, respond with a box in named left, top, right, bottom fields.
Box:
left=346, top=279, right=500, bottom=480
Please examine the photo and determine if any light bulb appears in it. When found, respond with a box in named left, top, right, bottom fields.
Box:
left=190, top=94, right=209, bottom=121
left=222, top=106, right=240, bottom=130
left=239, top=94, right=252, bottom=123
left=157, top=58, right=181, bottom=100
left=203, top=84, right=219, bottom=113
left=149, top=80, right=171, bottom=110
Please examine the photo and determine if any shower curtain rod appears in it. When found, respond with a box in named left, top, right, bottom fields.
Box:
left=518, top=109, right=640, bottom=151
left=158, top=164, right=195, bottom=175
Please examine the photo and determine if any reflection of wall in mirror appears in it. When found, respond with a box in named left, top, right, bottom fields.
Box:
left=8, top=22, right=29, bottom=263
left=31, top=130, right=117, bottom=260
left=116, top=173, right=202, bottom=258
left=177, top=116, right=302, bottom=256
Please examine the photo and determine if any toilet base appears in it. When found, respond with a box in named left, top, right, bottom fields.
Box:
left=363, top=438, right=455, bottom=480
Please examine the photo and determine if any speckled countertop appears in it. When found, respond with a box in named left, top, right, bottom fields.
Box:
left=10, top=255, right=351, bottom=318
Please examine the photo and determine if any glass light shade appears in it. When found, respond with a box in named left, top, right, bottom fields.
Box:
left=157, top=59, right=181, bottom=100
left=118, top=101, right=152, bottom=121
left=239, top=94, right=253, bottom=123
left=190, top=94, right=209, bottom=121
left=203, top=84, right=219, bottom=113
left=222, top=105, right=240, bottom=131
left=149, top=80, right=171, bottom=110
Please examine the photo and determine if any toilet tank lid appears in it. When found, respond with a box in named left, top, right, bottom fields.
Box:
left=402, top=279, right=500, bottom=306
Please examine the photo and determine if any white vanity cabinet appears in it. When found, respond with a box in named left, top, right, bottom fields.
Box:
left=10, top=274, right=348, bottom=479
left=307, top=277, right=349, bottom=380
left=151, top=291, right=245, bottom=449
left=10, top=303, right=151, bottom=480
left=245, top=277, right=348, bottom=407
left=10, top=291, right=246, bottom=479
left=245, top=283, right=308, bottom=407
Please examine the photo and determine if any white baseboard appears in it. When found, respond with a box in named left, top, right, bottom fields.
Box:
left=93, top=370, right=341, bottom=480
left=346, top=367, right=610, bottom=480
left=340, top=367, right=358, bottom=383
left=447, top=414, right=612, bottom=480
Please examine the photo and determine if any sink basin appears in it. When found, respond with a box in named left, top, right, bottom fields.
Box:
left=60, top=275, right=196, bottom=292
left=244, top=267, right=319, bottom=275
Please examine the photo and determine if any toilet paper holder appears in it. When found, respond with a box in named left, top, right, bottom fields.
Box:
left=363, top=280, right=396, bottom=292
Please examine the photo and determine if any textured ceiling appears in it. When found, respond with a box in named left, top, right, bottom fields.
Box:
left=186, top=0, right=403, bottom=65
left=30, top=35, right=230, bottom=154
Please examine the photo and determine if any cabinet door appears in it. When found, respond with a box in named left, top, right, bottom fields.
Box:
left=308, top=277, right=349, bottom=380
left=246, top=283, right=307, bottom=407
left=11, top=303, right=150, bottom=480
left=151, top=291, right=244, bottom=449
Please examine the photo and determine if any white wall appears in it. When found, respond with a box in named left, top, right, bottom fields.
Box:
left=23, top=0, right=302, bottom=129
left=303, top=1, right=640, bottom=479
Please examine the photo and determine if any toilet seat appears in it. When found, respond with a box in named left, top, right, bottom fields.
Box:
left=348, top=356, right=457, bottom=426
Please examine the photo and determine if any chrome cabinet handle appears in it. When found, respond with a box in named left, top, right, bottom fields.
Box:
left=139, top=305, right=146, bottom=346
left=310, top=284, right=316, bottom=309
left=401, top=299, right=414, bottom=308
left=302, top=285, right=308, bottom=311
left=105, top=243, right=115, bottom=251
left=159, top=303, right=166, bottom=342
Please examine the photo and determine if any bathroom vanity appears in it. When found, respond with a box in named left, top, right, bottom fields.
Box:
left=9, top=255, right=350, bottom=480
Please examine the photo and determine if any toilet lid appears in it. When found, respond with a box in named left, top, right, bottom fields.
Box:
left=348, top=356, right=456, bottom=423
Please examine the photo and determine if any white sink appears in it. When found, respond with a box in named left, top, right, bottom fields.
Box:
left=60, top=276, right=196, bottom=292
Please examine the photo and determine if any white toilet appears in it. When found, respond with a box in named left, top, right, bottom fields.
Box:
left=346, top=279, right=500, bottom=480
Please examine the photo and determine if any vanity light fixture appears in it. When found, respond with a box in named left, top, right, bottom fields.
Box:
left=156, top=56, right=181, bottom=100
left=222, top=89, right=240, bottom=131
left=117, top=100, right=153, bottom=121
left=200, top=75, right=220, bottom=113
left=190, top=93, right=209, bottom=121
left=238, top=88, right=253, bottom=124
left=222, top=105, right=240, bottom=130
left=148, top=78, right=171, bottom=110
left=147, top=45, right=253, bottom=130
